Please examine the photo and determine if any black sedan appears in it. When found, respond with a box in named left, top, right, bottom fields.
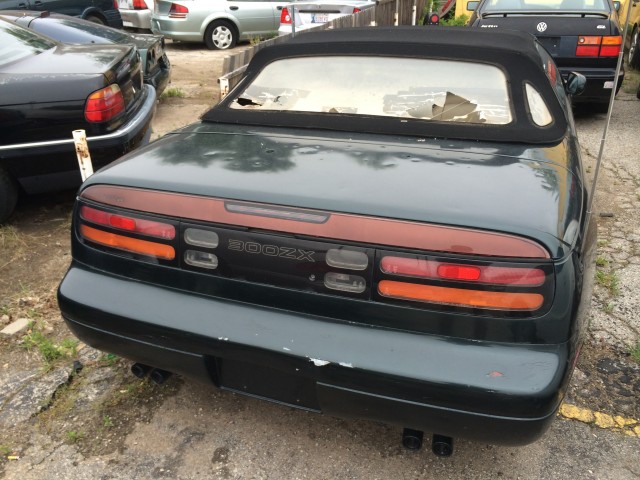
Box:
left=58, top=27, right=596, bottom=455
left=467, top=0, right=624, bottom=108
left=0, top=0, right=123, bottom=27
left=0, top=18, right=156, bottom=223
left=0, top=10, right=170, bottom=97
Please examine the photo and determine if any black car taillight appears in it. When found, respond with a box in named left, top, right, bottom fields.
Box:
left=84, top=84, right=125, bottom=123
left=576, top=35, right=622, bottom=57
left=376, top=252, right=553, bottom=313
left=79, top=185, right=555, bottom=317
left=78, top=204, right=177, bottom=262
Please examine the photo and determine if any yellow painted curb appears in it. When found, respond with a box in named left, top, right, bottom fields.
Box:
left=559, top=403, right=639, bottom=437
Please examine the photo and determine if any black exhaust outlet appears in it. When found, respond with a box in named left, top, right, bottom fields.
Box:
left=149, top=368, right=171, bottom=385
left=431, top=434, right=453, bottom=457
left=401, top=428, right=424, bottom=450
left=131, top=363, right=151, bottom=378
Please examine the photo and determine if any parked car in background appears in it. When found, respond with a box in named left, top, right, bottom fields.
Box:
left=278, top=0, right=374, bottom=35
left=0, top=10, right=170, bottom=97
left=0, top=18, right=156, bottom=223
left=58, top=27, right=596, bottom=456
left=618, top=0, right=640, bottom=68
left=118, top=0, right=152, bottom=29
left=0, top=0, right=123, bottom=27
left=467, top=0, right=624, bottom=108
left=151, top=0, right=288, bottom=50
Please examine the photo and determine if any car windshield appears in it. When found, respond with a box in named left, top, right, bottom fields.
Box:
left=0, top=20, right=55, bottom=66
left=231, top=56, right=513, bottom=125
left=483, top=0, right=608, bottom=11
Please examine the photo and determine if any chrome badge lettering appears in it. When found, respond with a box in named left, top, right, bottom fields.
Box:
left=228, top=239, right=316, bottom=262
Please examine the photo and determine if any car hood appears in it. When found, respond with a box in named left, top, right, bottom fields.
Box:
left=87, top=123, right=585, bottom=258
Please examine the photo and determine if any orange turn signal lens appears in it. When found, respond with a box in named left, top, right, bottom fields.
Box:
left=80, top=225, right=175, bottom=260
left=378, top=280, right=544, bottom=311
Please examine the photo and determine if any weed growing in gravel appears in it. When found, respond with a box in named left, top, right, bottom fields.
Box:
left=65, top=430, right=83, bottom=443
left=21, top=325, right=79, bottom=366
left=596, top=256, right=608, bottom=267
left=631, top=341, right=640, bottom=364
left=103, top=415, right=114, bottom=428
left=603, top=302, right=615, bottom=314
left=160, top=87, right=186, bottom=101
left=595, top=269, right=619, bottom=297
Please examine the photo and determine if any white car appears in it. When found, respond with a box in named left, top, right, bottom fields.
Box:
left=278, top=0, right=374, bottom=35
left=151, top=0, right=288, bottom=50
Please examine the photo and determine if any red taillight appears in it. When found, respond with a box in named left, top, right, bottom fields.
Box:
left=169, top=3, right=188, bottom=18
left=80, top=205, right=176, bottom=239
left=85, top=84, right=125, bottom=123
left=353, top=7, right=361, bottom=13
left=132, top=0, right=147, bottom=9
left=576, top=35, right=621, bottom=57
left=280, top=7, right=291, bottom=24
left=600, top=35, right=622, bottom=57
left=113, top=0, right=118, bottom=9
left=79, top=205, right=176, bottom=260
left=380, top=256, right=545, bottom=286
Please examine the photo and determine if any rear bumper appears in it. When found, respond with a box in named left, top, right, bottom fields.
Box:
left=151, top=18, right=203, bottom=42
left=0, top=84, right=156, bottom=194
left=560, top=67, right=624, bottom=103
left=121, top=9, right=152, bottom=29
left=145, top=57, right=171, bottom=98
left=58, top=262, right=571, bottom=445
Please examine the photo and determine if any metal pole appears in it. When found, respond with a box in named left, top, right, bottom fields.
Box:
left=394, top=0, right=399, bottom=25
left=585, top=0, right=633, bottom=227
left=411, top=0, right=417, bottom=25
left=291, top=5, right=296, bottom=37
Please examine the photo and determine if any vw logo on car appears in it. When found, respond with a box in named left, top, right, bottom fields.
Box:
left=536, top=22, right=547, bottom=32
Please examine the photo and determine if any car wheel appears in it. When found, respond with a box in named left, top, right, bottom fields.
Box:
left=204, top=20, right=237, bottom=50
left=630, top=27, right=640, bottom=70
left=0, top=168, right=18, bottom=224
left=85, top=14, right=106, bottom=25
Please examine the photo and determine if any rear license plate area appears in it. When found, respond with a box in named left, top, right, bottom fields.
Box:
left=217, top=357, right=320, bottom=410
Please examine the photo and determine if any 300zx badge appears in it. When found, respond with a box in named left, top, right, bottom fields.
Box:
left=228, top=239, right=316, bottom=262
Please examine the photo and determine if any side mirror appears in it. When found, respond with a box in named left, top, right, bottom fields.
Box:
left=566, top=72, right=587, bottom=96
left=467, top=1, right=479, bottom=10
left=613, top=1, right=620, bottom=11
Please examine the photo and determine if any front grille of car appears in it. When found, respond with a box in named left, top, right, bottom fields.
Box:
left=76, top=186, right=555, bottom=319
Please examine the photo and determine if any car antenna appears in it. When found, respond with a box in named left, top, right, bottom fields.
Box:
left=585, top=0, right=633, bottom=230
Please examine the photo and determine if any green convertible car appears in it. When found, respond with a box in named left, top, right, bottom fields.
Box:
left=58, top=27, right=596, bottom=456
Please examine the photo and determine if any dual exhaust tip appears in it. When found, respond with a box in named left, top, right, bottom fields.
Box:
left=131, top=362, right=171, bottom=385
left=402, top=428, right=454, bottom=457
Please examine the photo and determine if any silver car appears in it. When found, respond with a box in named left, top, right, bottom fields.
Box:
left=151, top=0, right=288, bottom=49
left=119, top=0, right=153, bottom=30
left=278, top=0, right=375, bottom=35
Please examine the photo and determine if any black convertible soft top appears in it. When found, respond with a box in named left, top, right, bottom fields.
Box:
left=203, top=27, right=569, bottom=144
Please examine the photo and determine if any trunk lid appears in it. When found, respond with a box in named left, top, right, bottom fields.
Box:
left=89, top=123, right=583, bottom=256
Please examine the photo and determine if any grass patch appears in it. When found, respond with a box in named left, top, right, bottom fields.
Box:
left=595, top=269, right=620, bottom=296
left=65, top=430, right=83, bottom=443
left=630, top=341, right=640, bottom=364
left=596, top=256, right=608, bottom=267
left=102, top=415, right=114, bottom=428
left=160, top=87, right=186, bottom=101
left=21, top=326, right=79, bottom=366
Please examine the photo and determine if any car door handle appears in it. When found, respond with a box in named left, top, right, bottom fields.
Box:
left=277, top=6, right=283, bottom=9
left=230, top=6, right=239, bottom=10
left=33, top=0, right=43, bottom=5
left=17, top=2, right=27, bottom=8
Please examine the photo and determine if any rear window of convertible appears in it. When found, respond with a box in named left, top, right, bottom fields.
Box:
left=231, top=56, right=514, bottom=125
